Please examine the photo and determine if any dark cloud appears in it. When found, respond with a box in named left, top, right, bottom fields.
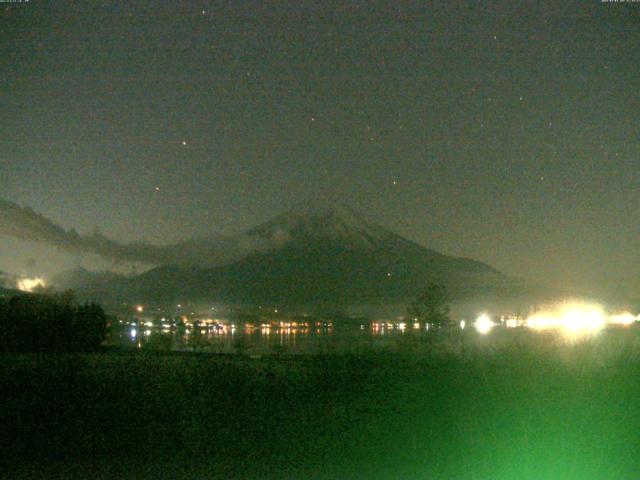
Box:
left=0, top=198, right=291, bottom=267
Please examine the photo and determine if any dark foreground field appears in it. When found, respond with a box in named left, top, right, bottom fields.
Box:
left=2, top=330, right=640, bottom=479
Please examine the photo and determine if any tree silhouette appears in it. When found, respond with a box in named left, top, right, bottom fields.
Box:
left=407, top=282, right=451, bottom=328
left=0, top=292, right=107, bottom=352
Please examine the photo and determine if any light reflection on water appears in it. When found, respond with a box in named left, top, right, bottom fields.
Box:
left=107, top=322, right=424, bottom=355
left=106, top=318, right=640, bottom=355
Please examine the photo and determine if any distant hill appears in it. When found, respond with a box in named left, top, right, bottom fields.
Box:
left=92, top=205, right=530, bottom=308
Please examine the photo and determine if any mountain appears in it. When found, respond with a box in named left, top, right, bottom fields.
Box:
left=96, top=205, right=523, bottom=308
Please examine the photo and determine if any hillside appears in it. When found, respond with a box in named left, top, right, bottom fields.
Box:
left=104, top=205, right=521, bottom=307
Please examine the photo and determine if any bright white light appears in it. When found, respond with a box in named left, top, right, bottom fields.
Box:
left=130, top=328, right=137, bottom=338
left=459, top=320, right=466, bottom=330
left=563, top=307, right=605, bottom=334
left=17, top=277, right=46, bottom=292
left=609, top=312, right=636, bottom=326
left=505, top=318, right=519, bottom=328
left=526, top=314, right=556, bottom=331
left=526, top=302, right=607, bottom=338
left=474, top=314, right=494, bottom=335
left=136, top=305, right=144, bottom=313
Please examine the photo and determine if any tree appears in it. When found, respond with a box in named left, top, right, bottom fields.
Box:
left=72, top=302, right=107, bottom=351
left=0, top=292, right=107, bottom=352
left=407, top=282, right=451, bottom=328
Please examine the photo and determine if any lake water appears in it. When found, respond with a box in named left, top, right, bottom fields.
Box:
left=106, top=318, right=640, bottom=357
left=106, top=321, right=439, bottom=355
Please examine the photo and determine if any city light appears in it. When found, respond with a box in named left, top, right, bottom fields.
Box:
left=463, top=302, right=639, bottom=338
left=504, top=317, right=520, bottom=328
left=526, top=302, right=607, bottom=338
left=474, top=314, right=494, bottom=335
left=609, top=312, right=637, bottom=326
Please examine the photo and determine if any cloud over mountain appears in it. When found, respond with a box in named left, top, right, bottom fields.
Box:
left=0, top=197, right=291, bottom=267
left=0, top=197, right=176, bottom=264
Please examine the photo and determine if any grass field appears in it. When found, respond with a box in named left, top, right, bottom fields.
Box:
left=2, top=328, right=640, bottom=479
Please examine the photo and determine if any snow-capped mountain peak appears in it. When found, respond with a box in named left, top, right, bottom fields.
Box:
left=247, top=203, right=390, bottom=249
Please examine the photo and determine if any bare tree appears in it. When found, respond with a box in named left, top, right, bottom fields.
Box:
left=407, top=282, right=451, bottom=328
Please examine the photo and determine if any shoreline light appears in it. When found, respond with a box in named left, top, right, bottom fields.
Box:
left=474, top=314, right=494, bottom=335
left=609, top=312, right=637, bottom=326
left=526, top=302, right=607, bottom=338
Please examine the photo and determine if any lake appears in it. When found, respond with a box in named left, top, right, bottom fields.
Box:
left=105, top=320, right=453, bottom=355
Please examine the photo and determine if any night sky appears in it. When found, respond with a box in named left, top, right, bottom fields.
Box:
left=1, top=1, right=639, bottom=292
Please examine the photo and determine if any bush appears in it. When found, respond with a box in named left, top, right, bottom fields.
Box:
left=0, top=293, right=107, bottom=352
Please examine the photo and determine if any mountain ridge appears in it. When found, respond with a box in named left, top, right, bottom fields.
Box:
left=74, top=204, right=516, bottom=307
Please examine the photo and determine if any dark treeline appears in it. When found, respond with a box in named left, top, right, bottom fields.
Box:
left=0, top=292, right=106, bottom=352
